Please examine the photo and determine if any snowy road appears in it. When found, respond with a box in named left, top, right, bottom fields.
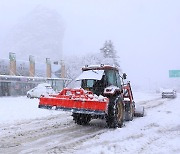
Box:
left=0, top=114, right=106, bottom=154
left=0, top=92, right=180, bottom=154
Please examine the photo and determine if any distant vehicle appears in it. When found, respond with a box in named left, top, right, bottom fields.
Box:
left=27, top=83, right=56, bottom=98
left=162, top=89, right=176, bottom=98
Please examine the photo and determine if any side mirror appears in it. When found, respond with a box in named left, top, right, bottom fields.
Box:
left=123, top=73, right=127, bottom=79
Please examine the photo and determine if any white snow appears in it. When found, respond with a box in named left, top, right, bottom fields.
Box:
left=76, top=70, right=104, bottom=81
left=0, top=97, right=60, bottom=124
left=162, top=89, right=175, bottom=93
left=0, top=92, right=179, bottom=153
left=76, top=93, right=180, bottom=154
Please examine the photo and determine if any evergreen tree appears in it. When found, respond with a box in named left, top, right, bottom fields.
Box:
left=100, top=40, right=120, bottom=68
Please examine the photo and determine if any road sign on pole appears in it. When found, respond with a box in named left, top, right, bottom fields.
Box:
left=169, top=70, right=180, bottom=78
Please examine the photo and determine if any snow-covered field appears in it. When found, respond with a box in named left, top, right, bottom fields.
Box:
left=0, top=92, right=179, bottom=154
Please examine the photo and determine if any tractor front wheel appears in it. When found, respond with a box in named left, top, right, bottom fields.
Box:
left=125, top=102, right=134, bottom=121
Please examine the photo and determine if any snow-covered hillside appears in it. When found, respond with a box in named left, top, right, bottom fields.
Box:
left=0, top=92, right=179, bottom=154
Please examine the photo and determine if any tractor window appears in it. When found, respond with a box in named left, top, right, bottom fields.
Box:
left=106, top=70, right=117, bottom=86
left=86, top=80, right=94, bottom=88
left=81, top=79, right=95, bottom=89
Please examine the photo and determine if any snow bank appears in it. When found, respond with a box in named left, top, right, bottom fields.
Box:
left=0, top=97, right=60, bottom=124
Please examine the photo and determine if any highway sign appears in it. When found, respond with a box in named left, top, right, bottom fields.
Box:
left=169, top=70, right=180, bottom=78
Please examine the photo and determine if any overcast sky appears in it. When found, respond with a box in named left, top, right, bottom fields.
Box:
left=0, top=0, right=179, bottom=89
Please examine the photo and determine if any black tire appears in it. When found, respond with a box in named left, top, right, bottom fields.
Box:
left=106, top=96, right=124, bottom=128
left=72, top=113, right=91, bottom=125
left=125, top=102, right=134, bottom=121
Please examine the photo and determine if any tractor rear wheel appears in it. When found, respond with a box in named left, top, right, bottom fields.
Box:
left=106, top=96, right=124, bottom=128
left=72, top=113, right=91, bottom=125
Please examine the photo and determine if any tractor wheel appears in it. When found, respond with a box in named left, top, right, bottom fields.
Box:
left=125, top=102, right=134, bottom=121
left=106, top=96, right=124, bottom=128
left=72, top=113, right=91, bottom=125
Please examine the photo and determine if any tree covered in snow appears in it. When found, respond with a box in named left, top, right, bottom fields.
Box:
left=100, top=40, right=120, bottom=69
left=2, top=6, right=65, bottom=61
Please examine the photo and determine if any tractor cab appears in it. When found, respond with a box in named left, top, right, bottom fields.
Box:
left=76, top=65, right=122, bottom=96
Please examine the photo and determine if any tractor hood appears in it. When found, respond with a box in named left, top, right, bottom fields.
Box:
left=76, top=70, right=104, bottom=81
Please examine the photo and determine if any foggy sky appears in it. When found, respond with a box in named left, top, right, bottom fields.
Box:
left=0, top=0, right=180, bottom=90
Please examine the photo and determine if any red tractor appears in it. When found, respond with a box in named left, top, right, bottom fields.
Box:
left=39, top=65, right=144, bottom=128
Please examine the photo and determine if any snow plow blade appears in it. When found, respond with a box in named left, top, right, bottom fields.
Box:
left=39, top=88, right=109, bottom=116
left=134, top=104, right=145, bottom=117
